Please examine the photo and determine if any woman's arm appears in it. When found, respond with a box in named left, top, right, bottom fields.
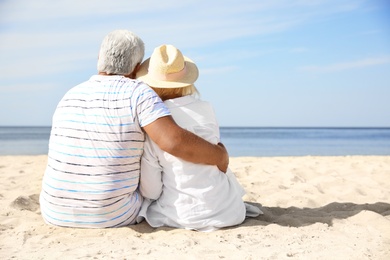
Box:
left=139, top=136, right=163, bottom=200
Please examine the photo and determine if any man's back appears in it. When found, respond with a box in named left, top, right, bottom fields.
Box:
left=40, top=75, right=168, bottom=228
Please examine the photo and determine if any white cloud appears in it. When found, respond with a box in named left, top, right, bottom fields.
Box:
left=0, top=0, right=371, bottom=89
left=0, top=30, right=103, bottom=52
left=0, top=47, right=95, bottom=81
left=201, top=66, right=237, bottom=75
left=0, top=82, right=58, bottom=93
left=0, top=0, right=362, bottom=48
left=299, top=56, right=390, bottom=73
left=0, top=0, right=191, bottom=23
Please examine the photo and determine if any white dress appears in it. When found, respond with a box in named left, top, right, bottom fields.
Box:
left=137, top=96, right=261, bottom=232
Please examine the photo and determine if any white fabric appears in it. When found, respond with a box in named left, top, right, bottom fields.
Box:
left=138, top=96, right=257, bottom=232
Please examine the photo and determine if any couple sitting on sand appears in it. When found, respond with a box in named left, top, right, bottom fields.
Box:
left=40, top=30, right=261, bottom=232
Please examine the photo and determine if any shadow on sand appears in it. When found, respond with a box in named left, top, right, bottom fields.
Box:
left=131, top=202, right=390, bottom=233
left=241, top=201, right=390, bottom=227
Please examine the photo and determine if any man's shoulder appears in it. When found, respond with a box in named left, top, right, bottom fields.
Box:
left=131, top=79, right=150, bottom=89
left=73, top=76, right=148, bottom=90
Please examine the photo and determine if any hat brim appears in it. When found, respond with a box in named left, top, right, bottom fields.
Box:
left=136, top=56, right=199, bottom=89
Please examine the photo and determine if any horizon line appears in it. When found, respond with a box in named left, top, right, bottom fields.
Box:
left=1, top=125, right=390, bottom=129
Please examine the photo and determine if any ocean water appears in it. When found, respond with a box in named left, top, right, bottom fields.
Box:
left=0, top=126, right=389, bottom=157
left=220, top=127, right=390, bottom=157
left=0, top=126, right=51, bottom=155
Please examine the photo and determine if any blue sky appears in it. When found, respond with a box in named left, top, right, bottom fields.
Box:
left=0, top=0, right=389, bottom=127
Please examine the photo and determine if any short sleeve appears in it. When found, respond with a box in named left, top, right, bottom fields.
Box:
left=133, top=82, right=171, bottom=127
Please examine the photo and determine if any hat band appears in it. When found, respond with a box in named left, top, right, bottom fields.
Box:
left=149, top=64, right=187, bottom=82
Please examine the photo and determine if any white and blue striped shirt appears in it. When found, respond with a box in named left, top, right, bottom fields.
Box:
left=40, top=75, right=170, bottom=228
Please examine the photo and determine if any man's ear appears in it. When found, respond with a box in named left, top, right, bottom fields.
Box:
left=128, top=63, right=141, bottom=79
left=134, top=63, right=141, bottom=73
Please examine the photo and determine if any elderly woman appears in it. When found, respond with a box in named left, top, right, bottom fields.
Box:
left=136, top=44, right=261, bottom=232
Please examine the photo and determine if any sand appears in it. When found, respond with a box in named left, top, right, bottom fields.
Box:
left=0, top=155, right=389, bottom=259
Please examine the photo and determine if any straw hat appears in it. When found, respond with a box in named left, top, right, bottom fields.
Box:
left=136, top=44, right=199, bottom=88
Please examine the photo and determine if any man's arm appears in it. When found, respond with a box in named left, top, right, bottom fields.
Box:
left=143, top=115, right=229, bottom=173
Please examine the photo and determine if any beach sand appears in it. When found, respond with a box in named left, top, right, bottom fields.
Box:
left=0, top=155, right=389, bottom=259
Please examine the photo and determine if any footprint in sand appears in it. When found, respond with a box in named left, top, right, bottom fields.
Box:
left=11, top=194, right=40, bottom=211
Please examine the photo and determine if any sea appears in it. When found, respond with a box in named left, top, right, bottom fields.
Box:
left=0, top=126, right=389, bottom=157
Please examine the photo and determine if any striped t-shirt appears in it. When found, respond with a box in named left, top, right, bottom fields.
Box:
left=40, top=75, right=170, bottom=228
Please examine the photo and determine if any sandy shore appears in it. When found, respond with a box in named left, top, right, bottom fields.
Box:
left=0, top=155, right=389, bottom=259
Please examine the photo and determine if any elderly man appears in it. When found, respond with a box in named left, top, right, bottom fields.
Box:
left=39, top=30, right=228, bottom=228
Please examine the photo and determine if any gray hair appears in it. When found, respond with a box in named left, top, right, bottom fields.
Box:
left=97, top=30, right=145, bottom=75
